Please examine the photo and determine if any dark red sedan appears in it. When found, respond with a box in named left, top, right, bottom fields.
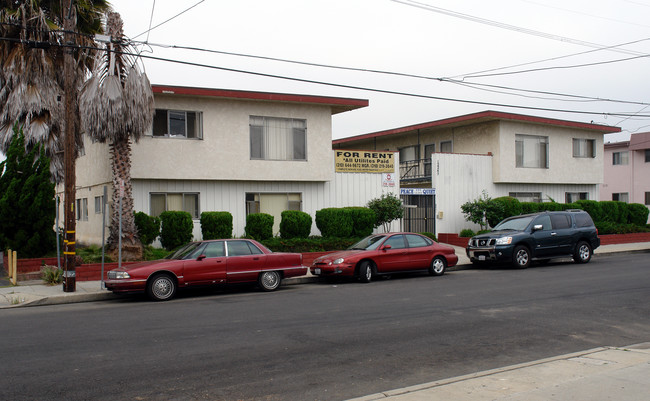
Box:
left=105, top=239, right=307, bottom=301
left=310, top=232, right=457, bottom=282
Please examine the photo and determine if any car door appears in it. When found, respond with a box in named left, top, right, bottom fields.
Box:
left=405, top=234, right=433, bottom=269
left=182, top=241, right=227, bottom=285
left=549, top=213, right=574, bottom=255
left=225, top=240, right=268, bottom=283
left=531, top=215, right=555, bottom=257
left=373, top=234, right=409, bottom=272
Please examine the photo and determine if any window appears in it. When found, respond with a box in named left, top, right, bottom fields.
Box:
left=383, top=234, right=406, bottom=249
left=406, top=234, right=432, bottom=248
left=250, top=116, right=306, bottom=161
left=440, top=141, right=452, bottom=153
left=152, top=109, right=203, bottom=139
left=399, top=145, right=420, bottom=162
left=203, top=241, right=225, bottom=258
left=565, top=192, right=588, bottom=203
left=612, top=151, right=629, bottom=165
left=572, top=138, right=595, bottom=158
left=227, top=241, right=263, bottom=256
left=575, top=213, right=595, bottom=228
left=509, top=192, right=542, bottom=203
left=516, top=134, right=548, bottom=168
left=533, top=215, right=552, bottom=231
left=646, top=192, right=650, bottom=205
left=94, top=196, right=104, bottom=214
left=612, top=193, right=629, bottom=202
left=424, top=144, right=435, bottom=175
left=76, top=198, right=88, bottom=221
left=246, top=193, right=302, bottom=215
left=550, top=214, right=571, bottom=229
left=150, top=193, right=199, bottom=218
left=645, top=149, right=650, bottom=163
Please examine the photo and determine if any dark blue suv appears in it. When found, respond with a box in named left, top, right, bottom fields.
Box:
left=466, top=210, right=600, bottom=268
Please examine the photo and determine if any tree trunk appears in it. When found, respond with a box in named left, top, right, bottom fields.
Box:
left=107, top=138, right=142, bottom=261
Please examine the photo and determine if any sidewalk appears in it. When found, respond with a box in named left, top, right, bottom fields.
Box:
left=350, top=343, right=650, bottom=401
left=1, top=242, right=648, bottom=309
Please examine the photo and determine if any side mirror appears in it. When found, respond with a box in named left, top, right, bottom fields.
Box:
left=382, top=245, right=392, bottom=250
left=197, top=254, right=206, bottom=261
left=533, top=225, right=543, bottom=232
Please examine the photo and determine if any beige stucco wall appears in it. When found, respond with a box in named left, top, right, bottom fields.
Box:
left=130, top=94, right=334, bottom=182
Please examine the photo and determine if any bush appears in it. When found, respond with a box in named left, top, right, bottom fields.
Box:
left=134, top=212, right=161, bottom=246
left=459, top=229, right=475, bottom=238
left=420, top=232, right=438, bottom=242
left=367, top=193, right=403, bottom=232
left=520, top=202, right=540, bottom=214
left=561, top=203, right=581, bottom=211
left=626, top=203, right=650, bottom=226
left=159, top=211, right=194, bottom=251
left=600, top=201, right=622, bottom=223
left=576, top=200, right=603, bottom=222
left=41, top=266, right=63, bottom=285
left=245, top=213, right=274, bottom=241
left=315, top=208, right=353, bottom=237
left=280, top=210, right=312, bottom=239
left=261, top=236, right=359, bottom=253
left=538, top=202, right=563, bottom=212
left=344, top=207, right=376, bottom=237
left=595, top=221, right=650, bottom=235
left=200, top=211, right=233, bottom=240
left=488, top=196, right=521, bottom=227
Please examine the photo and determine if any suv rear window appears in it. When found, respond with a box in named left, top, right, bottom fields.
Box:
left=550, top=214, right=571, bottom=229
left=574, top=213, right=595, bottom=228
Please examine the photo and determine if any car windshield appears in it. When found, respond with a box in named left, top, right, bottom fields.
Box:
left=348, top=235, right=387, bottom=250
left=165, top=242, right=202, bottom=260
left=493, top=216, right=535, bottom=231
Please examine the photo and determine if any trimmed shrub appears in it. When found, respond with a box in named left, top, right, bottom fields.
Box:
left=626, top=203, right=650, bottom=226
left=459, top=229, right=475, bottom=238
left=280, top=210, right=312, bottom=239
left=159, top=211, right=194, bottom=251
left=488, top=196, right=521, bottom=227
left=520, top=202, right=540, bottom=214
left=538, top=202, right=563, bottom=212
left=344, top=207, right=376, bottom=237
left=315, top=208, right=353, bottom=238
left=561, top=203, right=582, bottom=211
left=600, top=201, right=622, bottom=223
left=134, top=212, right=161, bottom=246
left=200, top=211, right=233, bottom=239
left=576, top=200, right=603, bottom=222
left=261, top=236, right=360, bottom=253
left=245, top=213, right=274, bottom=241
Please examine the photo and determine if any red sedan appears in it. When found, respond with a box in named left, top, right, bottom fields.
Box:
left=105, top=239, right=307, bottom=301
left=310, top=232, right=457, bottom=282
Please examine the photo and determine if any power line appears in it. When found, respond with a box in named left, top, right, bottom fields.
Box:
left=132, top=0, right=205, bottom=40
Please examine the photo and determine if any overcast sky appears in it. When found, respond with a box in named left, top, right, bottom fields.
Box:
left=3, top=0, right=649, bottom=162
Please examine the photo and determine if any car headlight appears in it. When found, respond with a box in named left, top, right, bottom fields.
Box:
left=496, top=236, right=513, bottom=245
left=332, top=258, right=344, bottom=265
left=108, top=271, right=131, bottom=279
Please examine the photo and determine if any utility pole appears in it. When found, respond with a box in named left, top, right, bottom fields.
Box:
left=63, top=0, right=76, bottom=292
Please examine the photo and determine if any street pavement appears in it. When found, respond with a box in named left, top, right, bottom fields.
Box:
left=2, top=242, right=649, bottom=401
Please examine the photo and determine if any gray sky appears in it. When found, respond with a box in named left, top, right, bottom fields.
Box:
left=2, top=0, right=649, bottom=162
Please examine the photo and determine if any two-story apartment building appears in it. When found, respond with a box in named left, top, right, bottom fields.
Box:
left=601, top=132, right=650, bottom=222
left=333, top=111, right=621, bottom=235
left=69, top=85, right=400, bottom=244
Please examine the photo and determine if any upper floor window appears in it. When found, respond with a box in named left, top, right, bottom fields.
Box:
left=440, top=141, right=452, bottom=153
left=572, top=138, right=595, bottom=158
left=645, top=149, right=650, bottom=163
left=76, top=198, right=88, bottom=221
left=250, top=116, right=306, bottom=161
left=516, top=134, right=548, bottom=168
left=153, top=109, right=203, bottom=139
left=612, top=151, right=629, bottom=165
left=150, top=192, right=199, bottom=219
left=399, top=145, right=420, bottom=162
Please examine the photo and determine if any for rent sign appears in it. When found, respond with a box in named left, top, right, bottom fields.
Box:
left=335, top=150, right=395, bottom=173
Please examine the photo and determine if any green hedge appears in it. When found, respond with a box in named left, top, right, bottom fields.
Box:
left=576, top=200, right=603, bottom=222
left=627, top=203, right=650, bottom=226
left=245, top=213, right=274, bottom=241
left=200, top=211, right=233, bottom=240
left=488, top=197, right=521, bottom=228
left=280, top=210, right=312, bottom=239
left=159, top=211, right=194, bottom=251
left=134, top=212, right=161, bottom=246
left=315, top=208, right=353, bottom=238
left=262, top=236, right=360, bottom=253
left=344, top=207, right=376, bottom=237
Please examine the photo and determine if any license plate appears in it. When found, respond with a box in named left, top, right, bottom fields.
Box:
left=478, top=255, right=486, bottom=261
left=314, top=268, right=321, bottom=275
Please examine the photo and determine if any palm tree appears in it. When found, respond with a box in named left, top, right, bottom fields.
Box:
left=0, top=0, right=109, bottom=181
left=79, top=11, right=154, bottom=260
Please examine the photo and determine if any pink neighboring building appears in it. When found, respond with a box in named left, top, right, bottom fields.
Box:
left=601, top=132, right=650, bottom=223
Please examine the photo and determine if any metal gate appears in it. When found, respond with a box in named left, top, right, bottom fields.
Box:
left=400, top=194, right=436, bottom=235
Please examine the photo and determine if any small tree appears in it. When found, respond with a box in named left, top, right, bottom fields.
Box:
left=460, top=190, right=504, bottom=231
left=367, top=193, right=403, bottom=233
left=0, top=126, right=56, bottom=257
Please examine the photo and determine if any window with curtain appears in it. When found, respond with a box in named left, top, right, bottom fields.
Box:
left=152, top=109, right=203, bottom=139
left=612, top=151, right=629, bottom=165
left=250, top=116, right=307, bottom=161
left=516, top=134, right=548, bottom=168
left=398, top=145, right=419, bottom=162
left=150, top=193, right=199, bottom=218
left=572, top=138, right=595, bottom=158
left=612, top=193, right=629, bottom=202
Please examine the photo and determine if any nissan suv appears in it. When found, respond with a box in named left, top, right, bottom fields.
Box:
left=466, top=210, right=600, bottom=268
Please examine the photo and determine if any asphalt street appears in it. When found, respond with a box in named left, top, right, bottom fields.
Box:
left=1, top=251, right=649, bottom=401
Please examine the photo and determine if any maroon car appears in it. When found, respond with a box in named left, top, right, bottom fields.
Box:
left=310, top=232, right=458, bottom=282
left=105, top=239, right=307, bottom=301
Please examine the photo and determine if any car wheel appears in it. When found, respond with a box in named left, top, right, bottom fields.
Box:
left=147, top=274, right=177, bottom=301
left=513, top=245, right=530, bottom=269
left=429, top=256, right=447, bottom=276
left=259, top=271, right=281, bottom=291
left=573, top=241, right=592, bottom=264
left=358, top=261, right=373, bottom=283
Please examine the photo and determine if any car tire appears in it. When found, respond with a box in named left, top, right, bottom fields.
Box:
left=258, top=271, right=281, bottom=291
left=513, top=245, right=530, bottom=269
left=147, top=273, right=177, bottom=301
left=429, top=256, right=447, bottom=276
left=573, top=241, right=592, bottom=264
left=358, top=261, right=373, bottom=283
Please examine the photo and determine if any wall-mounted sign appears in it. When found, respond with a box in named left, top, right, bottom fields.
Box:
left=382, top=173, right=395, bottom=187
left=400, top=188, right=436, bottom=195
left=335, top=150, right=395, bottom=173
